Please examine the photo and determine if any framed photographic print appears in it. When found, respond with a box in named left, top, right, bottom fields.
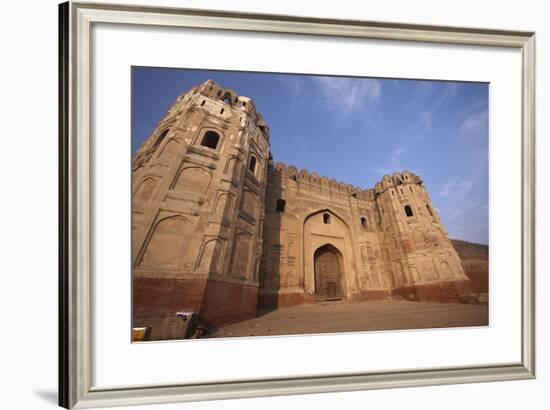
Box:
left=59, top=1, right=535, bottom=408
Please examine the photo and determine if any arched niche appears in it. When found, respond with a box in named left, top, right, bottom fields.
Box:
left=196, top=238, right=224, bottom=273
left=158, top=138, right=180, bottom=158
left=240, top=189, right=257, bottom=218
left=172, top=166, right=211, bottom=195
left=302, top=209, right=355, bottom=297
left=213, top=192, right=233, bottom=217
left=134, top=177, right=157, bottom=202
left=230, top=231, right=252, bottom=279
left=138, top=215, right=190, bottom=269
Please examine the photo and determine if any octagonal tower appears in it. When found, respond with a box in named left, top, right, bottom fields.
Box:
left=374, top=171, right=470, bottom=301
left=132, top=80, right=270, bottom=339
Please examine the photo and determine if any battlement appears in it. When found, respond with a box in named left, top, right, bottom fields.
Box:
left=191, top=80, right=270, bottom=139
left=374, top=171, right=423, bottom=195
left=268, top=161, right=423, bottom=202
left=268, top=161, right=372, bottom=200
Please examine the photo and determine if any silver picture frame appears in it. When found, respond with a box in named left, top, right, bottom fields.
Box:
left=59, top=1, right=536, bottom=408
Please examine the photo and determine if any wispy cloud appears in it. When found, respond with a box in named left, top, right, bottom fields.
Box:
left=396, top=82, right=461, bottom=148
left=460, top=109, right=488, bottom=136
left=404, top=82, right=459, bottom=113
left=435, top=99, right=488, bottom=243
left=277, top=76, right=306, bottom=111
left=278, top=76, right=305, bottom=97
left=438, top=176, right=484, bottom=220
left=312, top=76, right=382, bottom=115
left=375, top=144, right=416, bottom=176
left=420, top=110, right=432, bottom=132
left=435, top=83, right=461, bottom=110
left=440, top=176, right=473, bottom=198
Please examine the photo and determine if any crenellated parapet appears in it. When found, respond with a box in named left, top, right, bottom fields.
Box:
left=268, top=161, right=420, bottom=202
left=374, top=171, right=423, bottom=195
left=269, top=161, right=368, bottom=197
left=193, top=79, right=270, bottom=141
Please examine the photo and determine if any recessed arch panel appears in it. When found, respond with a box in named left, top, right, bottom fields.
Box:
left=134, top=177, right=157, bottom=202
left=173, top=166, right=211, bottom=195
left=139, top=215, right=189, bottom=268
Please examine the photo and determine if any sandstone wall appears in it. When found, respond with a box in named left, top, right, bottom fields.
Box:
left=259, top=165, right=471, bottom=308
left=259, top=165, right=390, bottom=309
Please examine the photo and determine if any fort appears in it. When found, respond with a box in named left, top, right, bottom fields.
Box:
left=132, top=79, right=479, bottom=340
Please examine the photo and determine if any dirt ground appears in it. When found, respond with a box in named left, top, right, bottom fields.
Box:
left=210, top=300, right=489, bottom=338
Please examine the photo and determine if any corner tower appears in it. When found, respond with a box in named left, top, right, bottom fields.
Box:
left=375, top=171, right=470, bottom=301
left=132, top=80, right=270, bottom=339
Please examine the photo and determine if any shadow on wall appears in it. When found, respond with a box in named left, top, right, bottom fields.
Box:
left=257, top=170, right=283, bottom=315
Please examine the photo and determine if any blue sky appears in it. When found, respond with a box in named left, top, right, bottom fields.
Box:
left=132, top=67, right=488, bottom=244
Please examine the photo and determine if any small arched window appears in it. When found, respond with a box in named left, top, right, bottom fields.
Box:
left=360, top=217, right=367, bottom=229
left=276, top=199, right=286, bottom=212
left=323, top=213, right=331, bottom=224
left=222, top=94, right=233, bottom=105
left=404, top=205, right=414, bottom=217
left=201, top=131, right=220, bottom=150
left=248, top=156, right=257, bottom=173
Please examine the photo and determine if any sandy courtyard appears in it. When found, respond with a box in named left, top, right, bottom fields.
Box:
left=211, top=300, right=489, bottom=338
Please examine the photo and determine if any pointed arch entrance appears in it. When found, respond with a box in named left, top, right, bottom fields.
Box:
left=314, top=244, right=343, bottom=301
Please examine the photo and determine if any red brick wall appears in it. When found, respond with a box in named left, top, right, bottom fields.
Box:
left=258, top=292, right=306, bottom=309
left=200, top=279, right=259, bottom=327
left=364, top=290, right=391, bottom=300
left=133, top=277, right=207, bottom=340
left=391, top=285, right=419, bottom=301
left=388, top=280, right=473, bottom=304
left=414, top=280, right=471, bottom=303
left=134, top=277, right=260, bottom=337
left=259, top=291, right=341, bottom=309
left=257, top=292, right=278, bottom=310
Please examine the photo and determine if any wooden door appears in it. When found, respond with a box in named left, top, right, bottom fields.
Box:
left=314, top=246, right=342, bottom=301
